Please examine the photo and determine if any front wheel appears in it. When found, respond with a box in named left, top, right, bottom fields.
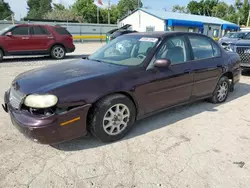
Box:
left=209, top=76, right=230, bottom=104
left=51, top=45, right=66, bottom=60
left=89, top=94, right=136, bottom=142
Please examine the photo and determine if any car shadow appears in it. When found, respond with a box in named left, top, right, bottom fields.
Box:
left=1, top=54, right=86, bottom=63
left=52, top=82, right=250, bottom=151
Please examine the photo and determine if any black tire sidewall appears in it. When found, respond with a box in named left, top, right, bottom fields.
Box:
left=0, top=49, right=3, bottom=61
left=210, top=76, right=230, bottom=103
left=51, top=45, right=66, bottom=59
left=90, top=95, right=136, bottom=142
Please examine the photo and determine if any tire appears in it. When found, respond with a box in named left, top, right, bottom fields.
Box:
left=209, top=76, right=230, bottom=104
left=89, top=94, right=136, bottom=142
left=50, top=45, right=66, bottom=60
left=0, top=49, right=3, bottom=62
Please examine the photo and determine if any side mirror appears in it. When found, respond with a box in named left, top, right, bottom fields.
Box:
left=82, top=55, right=89, bottom=59
left=6, top=32, right=12, bottom=37
left=154, top=59, right=171, bottom=68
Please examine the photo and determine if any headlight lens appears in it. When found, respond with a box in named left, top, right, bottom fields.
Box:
left=224, top=43, right=235, bottom=52
left=24, top=94, right=58, bottom=108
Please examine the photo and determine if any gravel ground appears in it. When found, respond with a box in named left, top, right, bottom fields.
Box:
left=0, top=43, right=250, bottom=188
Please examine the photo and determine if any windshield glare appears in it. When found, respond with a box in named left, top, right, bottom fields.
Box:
left=230, top=32, right=247, bottom=38
left=224, top=33, right=234, bottom=37
left=89, top=35, right=159, bottom=66
left=0, top=25, right=15, bottom=35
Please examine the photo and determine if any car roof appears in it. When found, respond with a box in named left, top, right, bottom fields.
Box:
left=15, top=24, right=58, bottom=28
left=126, top=31, right=207, bottom=38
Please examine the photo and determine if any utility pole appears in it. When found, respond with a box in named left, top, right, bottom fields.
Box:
left=11, top=14, right=15, bottom=25
left=97, top=7, right=99, bottom=24
left=247, top=9, right=250, bottom=26
left=108, top=0, right=110, bottom=24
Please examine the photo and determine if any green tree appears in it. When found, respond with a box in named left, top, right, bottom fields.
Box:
left=44, top=4, right=83, bottom=22
left=26, top=0, right=52, bottom=19
left=0, top=0, right=13, bottom=20
left=241, top=0, right=249, bottom=25
left=172, top=5, right=189, bottom=13
left=187, top=1, right=202, bottom=15
left=72, top=0, right=97, bottom=23
left=212, top=2, right=229, bottom=18
left=110, top=5, right=119, bottom=24
left=53, top=3, right=66, bottom=11
left=117, top=0, right=143, bottom=18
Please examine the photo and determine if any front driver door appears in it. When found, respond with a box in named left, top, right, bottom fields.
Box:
left=136, top=35, right=194, bottom=115
left=4, top=25, right=32, bottom=53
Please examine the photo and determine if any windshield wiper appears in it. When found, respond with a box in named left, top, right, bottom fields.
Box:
left=89, top=58, right=105, bottom=63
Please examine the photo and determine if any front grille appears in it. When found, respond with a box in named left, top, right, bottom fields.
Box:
left=9, top=87, right=25, bottom=110
left=236, top=47, right=250, bottom=64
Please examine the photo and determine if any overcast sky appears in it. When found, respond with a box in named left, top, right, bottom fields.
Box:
left=5, top=0, right=235, bottom=20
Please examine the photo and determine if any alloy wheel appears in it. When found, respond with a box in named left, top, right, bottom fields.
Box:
left=103, top=104, right=130, bottom=136
left=217, top=81, right=228, bottom=102
left=53, top=47, right=65, bottom=59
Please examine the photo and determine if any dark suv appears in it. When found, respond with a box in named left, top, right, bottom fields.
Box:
left=220, top=31, right=250, bottom=70
left=0, top=24, right=75, bottom=61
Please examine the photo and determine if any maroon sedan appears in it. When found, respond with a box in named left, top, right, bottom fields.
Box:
left=2, top=32, right=241, bottom=144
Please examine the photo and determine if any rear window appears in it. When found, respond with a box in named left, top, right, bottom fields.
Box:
left=32, top=26, right=50, bottom=35
left=54, top=27, right=71, bottom=35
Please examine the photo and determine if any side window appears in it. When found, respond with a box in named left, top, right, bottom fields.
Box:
left=245, top=33, right=250, bottom=39
left=156, top=36, right=189, bottom=65
left=188, top=35, right=220, bottom=60
left=11, top=26, right=29, bottom=35
left=32, top=26, right=50, bottom=35
left=138, top=41, right=154, bottom=54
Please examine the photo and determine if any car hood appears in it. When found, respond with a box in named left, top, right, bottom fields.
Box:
left=232, top=39, right=250, bottom=46
left=219, top=38, right=240, bottom=44
left=13, top=59, right=127, bottom=94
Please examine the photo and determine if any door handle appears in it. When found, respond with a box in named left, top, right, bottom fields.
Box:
left=22, top=37, right=29, bottom=40
left=47, top=36, right=54, bottom=39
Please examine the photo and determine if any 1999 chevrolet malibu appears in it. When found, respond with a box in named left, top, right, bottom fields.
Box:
left=2, top=32, right=241, bottom=144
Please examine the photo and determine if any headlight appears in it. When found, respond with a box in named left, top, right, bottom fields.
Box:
left=225, top=43, right=235, bottom=52
left=24, top=94, right=58, bottom=108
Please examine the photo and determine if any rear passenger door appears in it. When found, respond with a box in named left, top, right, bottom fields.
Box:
left=30, top=26, right=54, bottom=51
left=187, top=35, right=223, bottom=98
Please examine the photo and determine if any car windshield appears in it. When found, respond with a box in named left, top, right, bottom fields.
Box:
left=224, top=33, right=234, bottom=37
left=0, top=25, right=15, bottom=35
left=89, top=35, right=159, bottom=66
left=230, top=32, right=247, bottom=38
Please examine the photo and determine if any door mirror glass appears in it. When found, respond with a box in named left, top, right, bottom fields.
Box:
left=6, top=32, right=12, bottom=37
left=154, top=59, right=171, bottom=68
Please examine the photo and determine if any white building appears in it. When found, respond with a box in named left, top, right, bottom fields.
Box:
left=119, top=8, right=239, bottom=39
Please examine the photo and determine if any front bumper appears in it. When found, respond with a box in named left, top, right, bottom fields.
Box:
left=240, top=63, right=250, bottom=69
left=3, top=91, right=91, bottom=144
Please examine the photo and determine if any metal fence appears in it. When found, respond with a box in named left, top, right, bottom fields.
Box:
left=0, top=21, right=117, bottom=42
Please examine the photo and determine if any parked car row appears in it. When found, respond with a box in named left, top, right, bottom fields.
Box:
left=2, top=31, right=241, bottom=144
left=0, top=24, right=75, bottom=61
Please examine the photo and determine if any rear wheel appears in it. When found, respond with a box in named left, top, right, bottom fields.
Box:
left=89, top=94, right=136, bottom=142
left=51, top=45, right=66, bottom=60
left=209, top=76, right=230, bottom=104
left=0, top=49, right=3, bottom=61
